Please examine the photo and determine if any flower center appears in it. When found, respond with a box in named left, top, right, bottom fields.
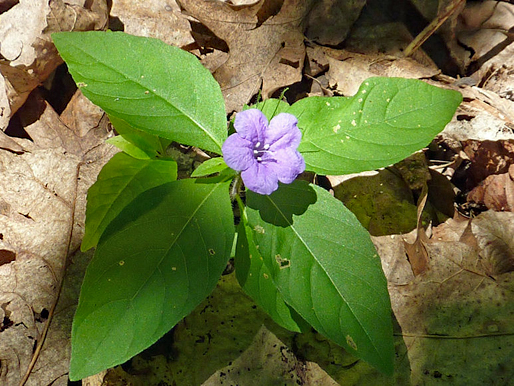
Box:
left=253, top=141, right=270, bottom=162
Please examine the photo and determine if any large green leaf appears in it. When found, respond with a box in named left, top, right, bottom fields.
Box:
left=70, top=179, right=234, bottom=380
left=235, top=221, right=304, bottom=333
left=81, top=152, right=177, bottom=251
left=52, top=31, right=227, bottom=154
left=290, top=77, right=462, bottom=175
left=246, top=181, right=394, bottom=374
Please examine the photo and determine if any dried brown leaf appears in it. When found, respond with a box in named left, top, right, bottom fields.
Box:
left=403, top=184, right=431, bottom=276
left=326, top=49, right=439, bottom=96
left=111, top=0, right=193, bottom=48
left=374, top=214, right=513, bottom=384
left=468, top=164, right=514, bottom=211
left=472, top=210, right=514, bottom=275
left=0, top=0, right=109, bottom=131
left=0, top=89, right=115, bottom=385
left=180, top=0, right=311, bottom=112
left=461, top=140, right=514, bottom=188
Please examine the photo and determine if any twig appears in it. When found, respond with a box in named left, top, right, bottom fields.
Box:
left=395, top=331, right=514, bottom=339
left=404, top=0, right=465, bottom=57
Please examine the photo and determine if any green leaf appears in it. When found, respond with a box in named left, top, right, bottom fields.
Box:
left=81, top=152, right=178, bottom=251
left=246, top=181, right=394, bottom=375
left=108, top=115, right=169, bottom=159
left=52, top=31, right=227, bottom=154
left=105, top=136, right=152, bottom=160
left=70, top=179, right=234, bottom=380
left=235, top=221, right=304, bottom=333
left=290, top=77, right=462, bottom=175
left=191, top=157, right=228, bottom=177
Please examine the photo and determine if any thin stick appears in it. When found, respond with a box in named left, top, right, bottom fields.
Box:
left=395, top=331, right=514, bottom=339
left=404, top=0, right=465, bottom=57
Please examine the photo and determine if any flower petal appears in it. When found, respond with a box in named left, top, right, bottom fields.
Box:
left=269, top=149, right=305, bottom=184
left=266, top=113, right=301, bottom=150
left=234, top=109, right=267, bottom=143
left=241, top=163, right=279, bottom=195
left=222, top=133, right=255, bottom=171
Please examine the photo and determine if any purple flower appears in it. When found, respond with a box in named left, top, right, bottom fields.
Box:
left=222, top=109, right=305, bottom=195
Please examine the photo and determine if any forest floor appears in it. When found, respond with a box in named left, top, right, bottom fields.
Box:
left=0, top=1, right=513, bottom=385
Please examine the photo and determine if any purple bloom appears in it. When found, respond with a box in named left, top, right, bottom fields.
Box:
left=222, top=109, right=305, bottom=195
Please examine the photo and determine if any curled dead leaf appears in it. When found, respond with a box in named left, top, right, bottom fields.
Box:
left=0, top=0, right=109, bottom=131
left=468, top=164, right=514, bottom=211
left=326, top=49, right=439, bottom=96
left=180, top=0, right=311, bottom=112
left=472, top=211, right=514, bottom=275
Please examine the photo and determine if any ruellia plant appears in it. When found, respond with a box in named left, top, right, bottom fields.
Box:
left=52, top=31, right=462, bottom=380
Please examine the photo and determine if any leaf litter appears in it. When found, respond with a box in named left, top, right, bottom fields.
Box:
left=1, top=0, right=514, bottom=385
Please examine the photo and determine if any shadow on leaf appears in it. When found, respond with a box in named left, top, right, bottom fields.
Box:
left=246, top=180, right=317, bottom=227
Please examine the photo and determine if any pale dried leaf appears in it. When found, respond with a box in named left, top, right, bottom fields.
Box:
left=472, top=210, right=514, bottom=275
left=439, top=77, right=514, bottom=142
left=222, top=0, right=260, bottom=6
left=0, top=89, right=115, bottom=384
left=180, top=0, right=311, bottom=112
left=0, top=0, right=109, bottom=130
left=475, top=40, right=514, bottom=102
left=111, top=0, right=194, bottom=47
left=326, top=49, right=439, bottom=96
left=203, top=326, right=339, bottom=386
left=456, top=1, right=514, bottom=65
left=374, top=221, right=514, bottom=385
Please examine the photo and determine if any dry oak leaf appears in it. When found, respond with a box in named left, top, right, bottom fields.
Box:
left=456, top=1, right=514, bottom=71
left=110, top=0, right=194, bottom=48
left=179, top=0, right=312, bottom=112
left=472, top=210, right=514, bottom=275
left=467, top=164, right=514, bottom=212
left=373, top=218, right=514, bottom=385
left=438, top=76, right=514, bottom=142
left=0, top=90, right=115, bottom=385
left=0, top=0, right=109, bottom=131
left=325, top=49, right=439, bottom=97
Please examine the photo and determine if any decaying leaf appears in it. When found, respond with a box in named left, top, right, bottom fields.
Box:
left=0, top=0, right=109, bottom=130
left=326, top=49, right=439, bottom=96
left=472, top=210, right=514, bottom=275
left=305, top=0, right=366, bottom=46
left=468, top=164, right=514, bottom=211
left=204, top=326, right=339, bottom=385
left=0, top=89, right=115, bottom=385
left=403, top=185, right=431, bottom=276
left=373, top=213, right=514, bottom=385
left=332, top=169, right=421, bottom=237
left=179, top=0, right=312, bottom=112
left=110, top=0, right=193, bottom=47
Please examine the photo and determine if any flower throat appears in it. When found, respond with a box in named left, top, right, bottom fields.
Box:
left=253, top=141, right=270, bottom=162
